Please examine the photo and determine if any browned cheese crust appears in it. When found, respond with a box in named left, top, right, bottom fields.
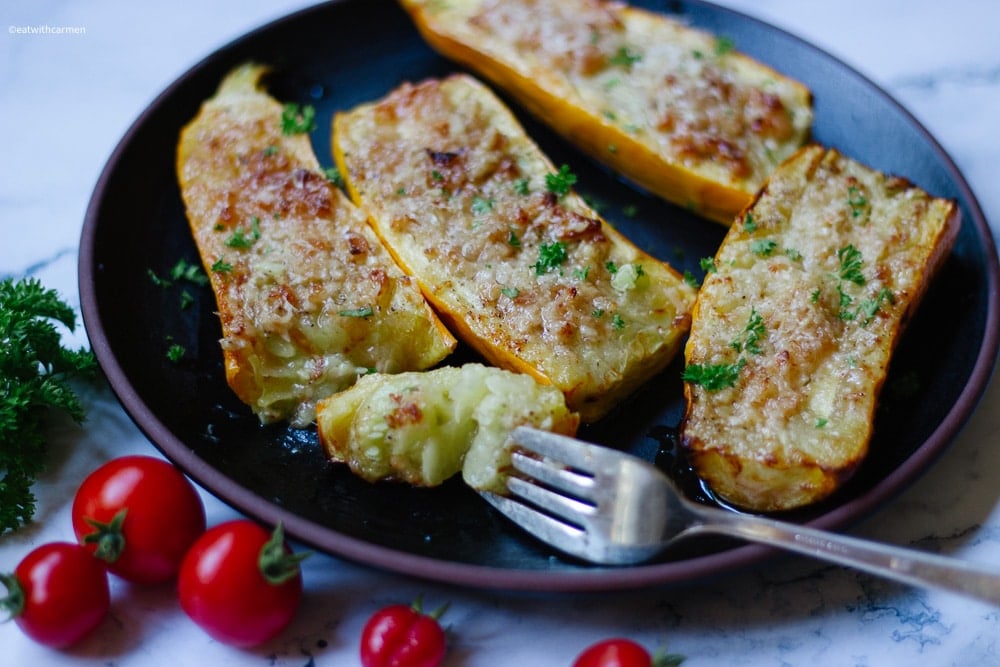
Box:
left=400, top=0, right=813, bottom=223
left=680, top=145, right=960, bottom=511
left=334, top=74, right=696, bottom=422
left=176, top=63, right=455, bottom=426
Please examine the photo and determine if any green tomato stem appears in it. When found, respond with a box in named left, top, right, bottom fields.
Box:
left=83, top=507, right=128, bottom=563
left=258, top=522, right=310, bottom=585
left=0, top=572, right=26, bottom=619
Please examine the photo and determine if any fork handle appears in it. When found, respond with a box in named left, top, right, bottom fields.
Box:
left=691, top=509, right=1000, bottom=605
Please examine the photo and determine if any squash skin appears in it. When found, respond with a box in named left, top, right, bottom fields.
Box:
left=176, top=63, right=456, bottom=426
left=680, top=145, right=960, bottom=511
left=333, top=74, right=696, bottom=423
left=399, top=0, right=813, bottom=224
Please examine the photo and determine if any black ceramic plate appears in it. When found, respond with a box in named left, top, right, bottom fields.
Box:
left=80, top=0, right=999, bottom=592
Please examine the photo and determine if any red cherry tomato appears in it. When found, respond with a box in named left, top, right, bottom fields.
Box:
left=572, top=638, right=654, bottom=667
left=72, top=455, right=206, bottom=584
left=0, top=542, right=110, bottom=648
left=359, top=600, right=447, bottom=667
left=178, top=520, right=307, bottom=647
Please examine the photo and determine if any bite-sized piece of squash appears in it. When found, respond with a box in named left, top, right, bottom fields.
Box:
left=399, top=0, right=813, bottom=224
left=680, top=145, right=960, bottom=512
left=333, top=74, right=696, bottom=422
left=316, top=363, right=579, bottom=492
left=176, top=63, right=455, bottom=426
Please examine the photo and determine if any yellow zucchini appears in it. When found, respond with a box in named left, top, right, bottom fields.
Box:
left=333, top=74, right=696, bottom=422
left=176, top=63, right=456, bottom=426
left=680, top=145, right=960, bottom=511
left=399, top=0, right=813, bottom=224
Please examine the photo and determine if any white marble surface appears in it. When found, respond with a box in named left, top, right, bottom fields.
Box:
left=2, top=1, right=999, bottom=665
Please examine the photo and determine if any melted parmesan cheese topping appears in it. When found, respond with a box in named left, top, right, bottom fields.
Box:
left=177, top=64, right=454, bottom=425
left=335, top=74, right=695, bottom=421
left=682, top=145, right=958, bottom=510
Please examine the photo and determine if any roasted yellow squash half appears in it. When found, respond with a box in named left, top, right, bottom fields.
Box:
left=333, top=74, right=696, bottom=422
left=176, top=63, right=456, bottom=426
left=681, top=145, right=960, bottom=511
left=399, top=0, right=813, bottom=224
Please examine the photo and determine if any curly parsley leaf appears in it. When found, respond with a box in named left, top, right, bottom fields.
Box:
left=534, top=241, right=568, bottom=275
left=0, top=278, right=98, bottom=533
left=837, top=244, right=866, bottom=285
left=545, top=165, right=577, bottom=197
left=682, top=358, right=746, bottom=391
left=280, top=103, right=316, bottom=135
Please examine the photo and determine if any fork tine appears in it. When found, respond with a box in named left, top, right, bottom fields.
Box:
left=509, top=450, right=596, bottom=500
left=506, top=475, right=596, bottom=524
left=508, top=426, right=612, bottom=472
left=480, top=492, right=592, bottom=561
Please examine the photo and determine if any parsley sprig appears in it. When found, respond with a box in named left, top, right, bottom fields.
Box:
left=545, top=165, right=577, bottom=197
left=280, top=103, right=316, bottom=135
left=682, top=358, right=746, bottom=391
left=534, top=241, right=568, bottom=275
left=0, top=278, right=98, bottom=533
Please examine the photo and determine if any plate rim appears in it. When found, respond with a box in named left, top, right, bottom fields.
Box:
left=78, top=0, right=1000, bottom=592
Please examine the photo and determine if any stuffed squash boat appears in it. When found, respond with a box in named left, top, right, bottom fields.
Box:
left=399, top=0, right=813, bottom=224
left=333, top=74, right=696, bottom=422
left=176, top=63, right=456, bottom=426
left=680, top=145, right=960, bottom=512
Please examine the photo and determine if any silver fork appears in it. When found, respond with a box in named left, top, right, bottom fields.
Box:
left=481, top=426, right=1000, bottom=604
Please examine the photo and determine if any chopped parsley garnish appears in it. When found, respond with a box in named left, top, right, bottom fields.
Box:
left=731, top=308, right=766, bottom=355
left=211, top=258, right=233, bottom=273
left=500, top=286, right=519, bottom=299
left=545, top=165, right=577, bottom=197
left=682, top=358, right=746, bottom=391
left=699, top=257, right=717, bottom=273
left=324, top=167, right=344, bottom=187
left=848, top=185, right=868, bottom=218
left=280, top=103, right=316, bottom=135
left=609, top=45, right=642, bottom=69
left=750, top=239, right=778, bottom=257
left=0, top=278, right=97, bottom=532
left=508, top=230, right=521, bottom=247
left=513, top=178, right=530, bottom=195
left=431, top=170, right=444, bottom=182
left=338, top=306, right=374, bottom=318
left=263, top=145, right=279, bottom=157
left=471, top=195, right=494, bottom=215
left=149, top=258, right=208, bottom=288
left=784, top=247, right=803, bottom=261
left=179, top=290, right=194, bottom=310
left=837, top=244, right=866, bottom=285
left=714, top=36, right=736, bottom=56
left=592, top=308, right=605, bottom=318
left=743, top=212, right=757, bottom=232
left=858, top=287, right=895, bottom=325
left=605, top=260, right=618, bottom=274
left=683, top=270, right=700, bottom=288
left=166, top=343, right=186, bottom=363
left=611, top=314, right=626, bottom=330
left=816, top=418, right=829, bottom=428
left=171, top=258, right=208, bottom=285
left=225, top=217, right=261, bottom=249
left=534, top=241, right=569, bottom=275
left=572, top=266, right=590, bottom=281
